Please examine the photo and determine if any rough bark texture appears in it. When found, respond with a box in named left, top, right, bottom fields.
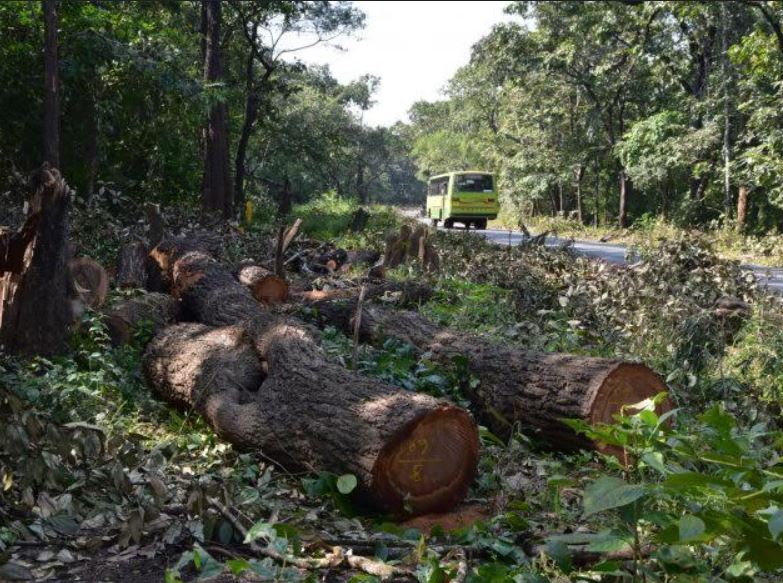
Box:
left=305, top=301, right=670, bottom=452
left=0, top=167, right=72, bottom=356
left=737, top=184, right=749, bottom=231
left=144, top=240, right=479, bottom=515
left=116, top=242, right=149, bottom=289
left=105, top=292, right=180, bottom=346
left=43, top=0, right=60, bottom=169
left=201, top=0, right=233, bottom=218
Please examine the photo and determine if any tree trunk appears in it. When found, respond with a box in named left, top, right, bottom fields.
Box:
left=144, top=241, right=479, bottom=515
left=618, top=170, right=630, bottom=228
left=234, top=26, right=262, bottom=215
left=357, top=162, right=367, bottom=205
left=737, top=184, right=749, bottom=231
left=202, top=0, right=233, bottom=219
left=43, top=0, right=59, bottom=169
left=278, top=176, right=292, bottom=216
left=116, top=242, right=149, bottom=289
left=305, top=301, right=670, bottom=453
left=721, top=1, right=733, bottom=220
left=105, top=292, right=180, bottom=346
left=84, top=85, right=99, bottom=195
left=0, top=167, right=72, bottom=356
left=574, top=164, right=584, bottom=224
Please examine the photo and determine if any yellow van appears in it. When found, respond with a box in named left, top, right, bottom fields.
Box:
left=425, top=171, right=499, bottom=229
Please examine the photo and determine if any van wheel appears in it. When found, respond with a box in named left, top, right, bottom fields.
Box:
left=444, top=219, right=454, bottom=229
left=475, top=219, right=487, bottom=230
left=431, top=219, right=439, bottom=227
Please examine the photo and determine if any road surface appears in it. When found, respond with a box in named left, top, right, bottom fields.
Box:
left=418, top=217, right=783, bottom=293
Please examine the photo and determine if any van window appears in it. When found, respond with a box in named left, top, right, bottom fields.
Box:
left=456, top=174, right=493, bottom=193
left=428, top=177, right=449, bottom=195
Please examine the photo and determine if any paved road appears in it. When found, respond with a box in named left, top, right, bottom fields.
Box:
left=425, top=219, right=783, bottom=293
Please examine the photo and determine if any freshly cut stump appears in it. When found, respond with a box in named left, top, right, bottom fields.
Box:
left=303, top=300, right=670, bottom=452
left=143, top=322, right=478, bottom=515
left=237, top=265, right=288, bottom=304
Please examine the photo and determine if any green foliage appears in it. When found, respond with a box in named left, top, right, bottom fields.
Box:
left=566, top=400, right=783, bottom=578
left=724, top=298, right=783, bottom=407
left=405, top=0, right=783, bottom=230
left=293, top=190, right=360, bottom=239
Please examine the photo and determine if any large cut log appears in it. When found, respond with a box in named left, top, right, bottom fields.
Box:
left=237, top=264, right=289, bottom=305
left=104, top=292, right=180, bottom=346
left=0, top=167, right=72, bottom=356
left=143, top=241, right=479, bottom=515
left=116, top=242, right=149, bottom=289
left=303, top=300, right=670, bottom=452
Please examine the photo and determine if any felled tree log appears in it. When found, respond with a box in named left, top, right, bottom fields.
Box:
left=116, top=242, right=149, bottom=289
left=0, top=167, right=73, bottom=356
left=104, top=292, right=180, bottom=346
left=69, top=257, right=108, bottom=309
left=144, top=241, right=480, bottom=515
left=305, top=300, right=669, bottom=452
left=295, top=281, right=433, bottom=308
left=237, top=264, right=289, bottom=305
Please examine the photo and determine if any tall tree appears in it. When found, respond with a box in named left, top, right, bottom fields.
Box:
left=202, top=0, right=233, bottom=218
left=43, top=0, right=59, bottom=169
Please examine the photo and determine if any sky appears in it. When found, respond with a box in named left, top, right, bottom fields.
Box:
left=283, top=1, right=516, bottom=127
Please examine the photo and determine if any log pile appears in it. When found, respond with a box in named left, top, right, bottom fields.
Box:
left=142, top=240, right=480, bottom=516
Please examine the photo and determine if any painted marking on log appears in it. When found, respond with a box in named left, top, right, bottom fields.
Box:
left=395, top=438, right=443, bottom=482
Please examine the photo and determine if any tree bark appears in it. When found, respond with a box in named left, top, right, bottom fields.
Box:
left=618, top=171, right=630, bottom=228
left=304, top=301, right=670, bottom=453
left=144, top=241, right=479, bottom=515
left=202, top=0, right=233, bottom=219
left=116, top=242, right=149, bottom=289
left=43, top=0, right=60, bottom=169
left=574, top=164, right=585, bottom=224
left=0, top=167, right=72, bottom=356
left=737, top=184, right=749, bottom=231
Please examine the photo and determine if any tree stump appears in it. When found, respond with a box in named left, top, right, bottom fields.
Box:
left=0, top=167, right=72, bottom=356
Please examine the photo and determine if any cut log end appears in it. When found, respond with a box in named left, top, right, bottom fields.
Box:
left=588, top=363, right=670, bottom=426
left=238, top=265, right=289, bottom=304
left=252, top=275, right=289, bottom=305
left=372, top=406, right=479, bottom=516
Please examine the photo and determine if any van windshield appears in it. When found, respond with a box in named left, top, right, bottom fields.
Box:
left=456, top=174, right=493, bottom=193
